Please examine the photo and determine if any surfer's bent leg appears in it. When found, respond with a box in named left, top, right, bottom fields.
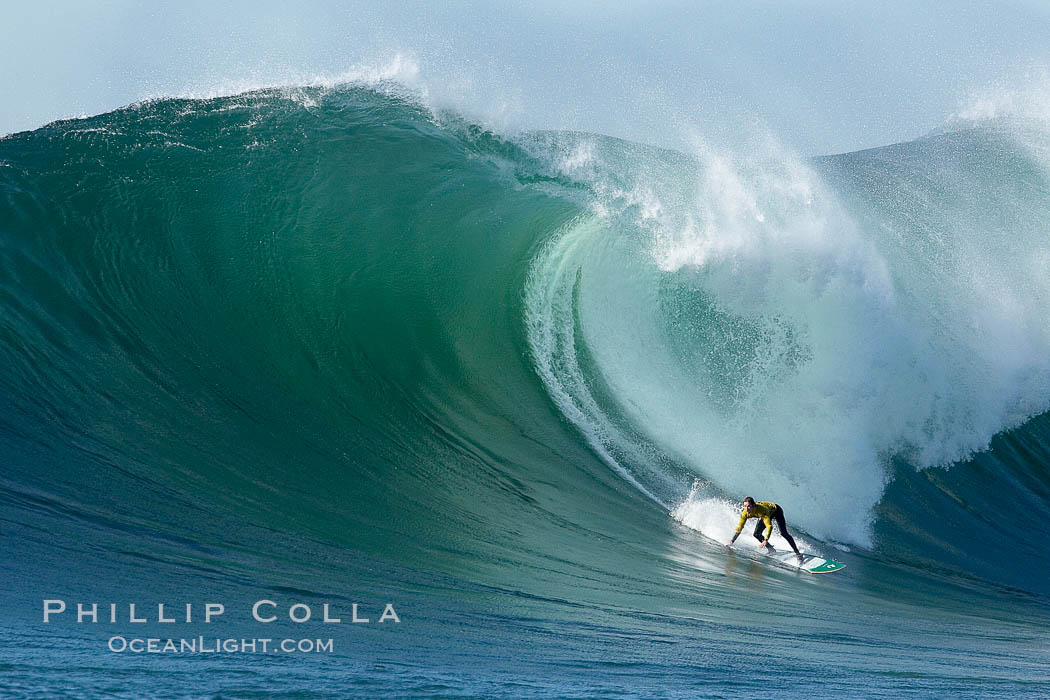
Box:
left=773, top=506, right=800, bottom=555
left=752, top=519, right=765, bottom=543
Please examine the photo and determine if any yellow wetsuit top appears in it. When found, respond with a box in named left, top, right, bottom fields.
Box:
left=735, top=501, right=777, bottom=540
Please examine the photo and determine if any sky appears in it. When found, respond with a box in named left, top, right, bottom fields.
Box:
left=3, top=0, right=1050, bottom=155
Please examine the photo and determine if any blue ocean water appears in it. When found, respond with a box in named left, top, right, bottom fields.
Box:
left=1, top=85, right=1049, bottom=697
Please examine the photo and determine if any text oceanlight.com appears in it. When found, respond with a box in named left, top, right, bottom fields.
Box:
left=108, top=637, right=334, bottom=654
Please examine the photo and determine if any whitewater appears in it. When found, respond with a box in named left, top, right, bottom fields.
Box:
left=2, top=82, right=1049, bottom=696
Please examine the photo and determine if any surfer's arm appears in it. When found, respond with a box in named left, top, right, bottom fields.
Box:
left=761, top=515, right=772, bottom=541
left=727, top=511, right=747, bottom=545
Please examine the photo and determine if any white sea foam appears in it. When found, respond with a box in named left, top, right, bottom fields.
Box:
left=525, top=123, right=1050, bottom=547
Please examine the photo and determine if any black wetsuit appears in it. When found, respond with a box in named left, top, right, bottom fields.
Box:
left=753, top=504, right=799, bottom=555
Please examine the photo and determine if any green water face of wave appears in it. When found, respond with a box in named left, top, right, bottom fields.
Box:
left=0, top=87, right=667, bottom=598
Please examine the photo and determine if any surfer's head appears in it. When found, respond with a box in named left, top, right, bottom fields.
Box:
left=742, top=497, right=755, bottom=512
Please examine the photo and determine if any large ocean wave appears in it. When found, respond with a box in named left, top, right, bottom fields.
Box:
left=3, top=84, right=1050, bottom=693
left=4, top=83, right=1050, bottom=572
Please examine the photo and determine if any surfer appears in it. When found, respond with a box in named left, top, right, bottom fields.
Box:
left=725, top=497, right=804, bottom=563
